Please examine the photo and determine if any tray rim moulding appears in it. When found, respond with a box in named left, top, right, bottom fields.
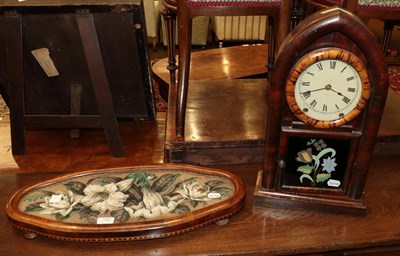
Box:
left=6, top=164, right=246, bottom=242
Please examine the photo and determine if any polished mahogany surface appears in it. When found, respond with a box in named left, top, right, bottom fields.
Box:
left=1, top=111, right=400, bottom=254
left=1, top=40, right=400, bottom=253
left=1, top=159, right=400, bottom=255
left=175, top=79, right=267, bottom=143
left=151, top=44, right=269, bottom=102
left=152, top=44, right=268, bottom=86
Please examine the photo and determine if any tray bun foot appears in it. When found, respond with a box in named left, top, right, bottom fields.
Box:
left=215, top=218, right=229, bottom=226
left=23, top=232, right=38, bottom=239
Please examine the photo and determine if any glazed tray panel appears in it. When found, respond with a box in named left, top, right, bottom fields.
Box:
left=6, top=164, right=245, bottom=242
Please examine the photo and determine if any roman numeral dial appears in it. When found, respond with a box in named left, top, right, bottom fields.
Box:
left=285, top=48, right=370, bottom=128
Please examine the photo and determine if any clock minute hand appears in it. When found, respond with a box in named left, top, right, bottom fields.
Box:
left=327, top=86, right=350, bottom=100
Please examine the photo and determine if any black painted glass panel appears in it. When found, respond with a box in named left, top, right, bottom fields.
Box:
left=283, top=136, right=351, bottom=189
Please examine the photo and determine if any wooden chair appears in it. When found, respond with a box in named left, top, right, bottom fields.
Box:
left=162, top=0, right=292, bottom=137
left=306, top=0, right=400, bottom=54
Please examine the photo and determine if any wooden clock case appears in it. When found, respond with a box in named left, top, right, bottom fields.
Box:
left=254, top=7, right=389, bottom=214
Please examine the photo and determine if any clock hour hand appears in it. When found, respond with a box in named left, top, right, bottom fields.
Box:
left=300, top=84, right=335, bottom=96
left=300, top=87, right=326, bottom=95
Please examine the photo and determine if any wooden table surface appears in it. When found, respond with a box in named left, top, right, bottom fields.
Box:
left=1, top=157, right=400, bottom=255
left=152, top=44, right=268, bottom=84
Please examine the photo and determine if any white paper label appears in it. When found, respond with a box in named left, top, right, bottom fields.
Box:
left=31, top=48, right=59, bottom=77
left=49, top=194, right=63, bottom=203
left=97, top=217, right=115, bottom=224
left=327, top=179, right=341, bottom=187
left=207, top=192, right=221, bottom=199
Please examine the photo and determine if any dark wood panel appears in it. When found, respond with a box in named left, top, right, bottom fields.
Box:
left=22, top=12, right=154, bottom=119
left=22, top=13, right=94, bottom=115
left=0, top=15, right=8, bottom=105
left=94, top=11, right=154, bottom=119
left=1, top=3, right=155, bottom=120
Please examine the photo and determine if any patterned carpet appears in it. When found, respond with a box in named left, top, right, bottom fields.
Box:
left=152, top=80, right=168, bottom=112
left=389, top=65, right=400, bottom=94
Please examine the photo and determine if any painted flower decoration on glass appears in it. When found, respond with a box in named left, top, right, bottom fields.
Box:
left=295, top=139, right=338, bottom=186
left=22, top=172, right=232, bottom=223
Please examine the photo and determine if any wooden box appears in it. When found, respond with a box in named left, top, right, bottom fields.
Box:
left=0, top=0, right=155, bottom=120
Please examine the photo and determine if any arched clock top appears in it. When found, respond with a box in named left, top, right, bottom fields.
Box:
left=271, top=7, right=388, bottom=101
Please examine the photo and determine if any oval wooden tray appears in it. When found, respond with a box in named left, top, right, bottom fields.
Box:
left=6, top=164, right=245, bottom=242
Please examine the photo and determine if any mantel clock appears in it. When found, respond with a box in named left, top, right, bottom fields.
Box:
left=254, top=7, right=389, bottom=213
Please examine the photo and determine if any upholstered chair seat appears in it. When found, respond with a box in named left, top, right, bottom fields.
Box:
left=185, top=0, right=281, bottom=7
left=357, top=0, right=400, bottom=11
left=307, top=0, right=400, bottom=54
left=309, top=0, right=400, bottom=13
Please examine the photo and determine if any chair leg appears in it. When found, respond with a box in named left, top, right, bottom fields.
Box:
left=267, top=16, right=275, bottom=81
left=162, top=8, right=178, bottom=86
left=176, top=16, right=193, bottom=138
left=291, top=0, right=304, bottom=29
left=382, top=20, right=395, bottom=54
left=151, top=37, right=157, bottom=52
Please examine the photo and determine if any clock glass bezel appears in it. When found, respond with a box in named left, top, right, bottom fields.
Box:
left=285, top=48, right=371, bottom=128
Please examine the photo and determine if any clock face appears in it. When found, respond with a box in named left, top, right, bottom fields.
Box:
left=286, top=48, right=371, bottom=128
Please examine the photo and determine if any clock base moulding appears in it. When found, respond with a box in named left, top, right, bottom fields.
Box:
left=254, top=171, right=367, bottom=215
